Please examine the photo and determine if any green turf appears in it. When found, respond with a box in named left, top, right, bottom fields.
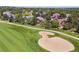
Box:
left=0, top=22, right=79, bottom=52
left=52, top=29, right=79, bottom=38
left=0, top=23, right=47, bottom=52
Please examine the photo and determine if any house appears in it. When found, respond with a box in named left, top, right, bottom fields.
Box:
left=36, top=16, right=45, bottom=23
left=51, top=13, right=60, bottom=20
left=51, top=13, right=71, bottom=29
left=3, top=11, right=16, bottom=22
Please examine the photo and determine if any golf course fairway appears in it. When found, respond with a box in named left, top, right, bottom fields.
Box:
left=0, top=22, right=79, bottom=52
left=0, top=22, right=48, bottom=52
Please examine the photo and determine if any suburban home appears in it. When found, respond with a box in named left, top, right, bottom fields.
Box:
left=51, top=13, right=72, bottom=29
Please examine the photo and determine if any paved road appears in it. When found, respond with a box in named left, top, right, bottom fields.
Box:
left=0, top=21, right=79, bottom=40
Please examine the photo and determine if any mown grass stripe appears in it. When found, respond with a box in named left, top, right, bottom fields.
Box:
left=1, top=29, right=27, bottom=51
left=0, top=31, right=16, bottom=51
left=9, top=25, right=47, bottom=51
left=0, top=34, right=9, bottom=52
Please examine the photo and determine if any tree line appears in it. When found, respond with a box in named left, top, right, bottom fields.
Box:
left=0, top=6, right=79, bottom=33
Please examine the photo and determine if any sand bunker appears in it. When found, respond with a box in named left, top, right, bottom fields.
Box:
left=38, top=31, right=75, bottom=52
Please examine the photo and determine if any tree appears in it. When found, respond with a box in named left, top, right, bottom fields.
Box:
left=76, top=18, right=79, bottom=33
left=26, top=16, right=37, bottom=26
left=51, top=20, right=59, bottom=28
left=63, top=17, right=73, bottom=30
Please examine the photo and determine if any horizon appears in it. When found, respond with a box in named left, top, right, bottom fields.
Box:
left=1, top=6, right=79, bottom=8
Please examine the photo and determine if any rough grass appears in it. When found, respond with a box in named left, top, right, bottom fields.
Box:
left=52, top=29, right=79, bottom=38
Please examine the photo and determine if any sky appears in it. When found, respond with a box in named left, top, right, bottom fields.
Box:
left=0, top=0, right=79, bottom=7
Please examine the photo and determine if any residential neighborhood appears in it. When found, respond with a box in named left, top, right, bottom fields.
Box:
left=0, top=7, right=79, bottom=32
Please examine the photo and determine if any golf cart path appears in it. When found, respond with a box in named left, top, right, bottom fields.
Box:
left=0, top=21, right=79, bottom=40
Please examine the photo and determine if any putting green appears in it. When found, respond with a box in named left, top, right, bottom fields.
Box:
left=0, top=22, right=79, bottom=52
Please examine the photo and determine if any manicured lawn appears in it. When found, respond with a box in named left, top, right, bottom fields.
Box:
left=0, top=22, right=79, bottom=52
left=0, top=23, right=47, bottom=52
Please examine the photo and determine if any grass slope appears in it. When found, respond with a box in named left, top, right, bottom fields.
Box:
left=0, top=22, right=79, bottom=52
left=0, top=23, right=47, bottom=52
